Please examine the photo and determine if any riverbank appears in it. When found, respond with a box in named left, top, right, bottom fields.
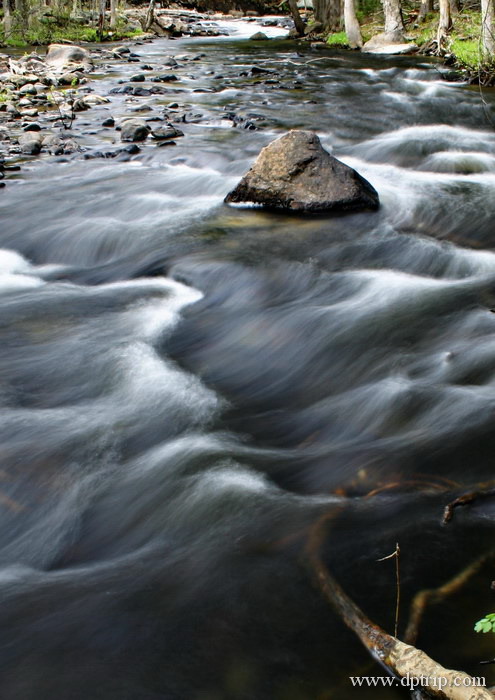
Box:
left=323, top=6, right=495, bottom=85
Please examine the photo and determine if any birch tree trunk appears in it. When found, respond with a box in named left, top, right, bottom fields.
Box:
left=436, top=0, right=451, bottom=53
left=144, top=0, right=155, bottom=31
left=344, top=0, right=362, bottom=48
left=110, top=0, right=117, bottom=28
left=3, top=0, right=12, bottom=35
left=382, top=0, right=405, bottom=40
left=481, top=0, right=495, bottom=60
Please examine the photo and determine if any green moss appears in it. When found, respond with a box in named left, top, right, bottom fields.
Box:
left=326, top=31, right=349, bottom=47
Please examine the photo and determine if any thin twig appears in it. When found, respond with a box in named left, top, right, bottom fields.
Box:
left=377, top=542, right=401, bottom=638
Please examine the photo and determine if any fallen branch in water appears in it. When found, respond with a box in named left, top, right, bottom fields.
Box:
left=405, top=549, right=495, bottom=646
left=443, top=487, right=495, bottom=524
left=305, top=513, right=493, bottom=700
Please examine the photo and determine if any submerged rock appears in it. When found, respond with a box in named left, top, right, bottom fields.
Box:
left=225, top=130, right=379, bottom=214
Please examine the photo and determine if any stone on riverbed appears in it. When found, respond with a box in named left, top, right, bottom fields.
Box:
left=19, top=132, right=43, bottom=155
left=45, top=44, right=93, bottom=71
left=151, top=125, right=184, bottom=141
left=120, top=118, right=151, bottom=142
left=250, top=32, right=269, bottom=40
left=362, top=34, right=418, bottom=54
left=225, top=130, right=379, bottom=214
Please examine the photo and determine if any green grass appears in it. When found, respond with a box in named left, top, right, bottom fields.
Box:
left=0, top=18, right=142, bottom=47
left=451, top=38, right=481, bottom=68
left=326, top=31, right=349, bottom=47
left=415, top=18, right=436, bottom=46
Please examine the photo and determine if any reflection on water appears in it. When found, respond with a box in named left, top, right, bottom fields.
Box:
left=0, top=28, right=495, bottom=700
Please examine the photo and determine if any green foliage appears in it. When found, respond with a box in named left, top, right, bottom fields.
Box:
left=415, top=22, right=436, bottom=46
left=0, top=7, right=143, bottom=48
left=357, top=0, right=381, bottom=19
left=4, top=36, right=29, bottom=47
left=474, top=614, right=495, bottom=634
left=1, top=24, right=142, bottom=47
left=451, top=39, right=482, bottom=68
left=326, top=31, right=348, bottom=46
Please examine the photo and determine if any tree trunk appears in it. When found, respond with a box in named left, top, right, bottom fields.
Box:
left=14, top=0, right=30, bottom=31
left=288, top=0, right=305, bottom=35
left=3, top=0, right=12, bottom=35
left=481, top=0, right=495, bottom=60
left=313, top=0, right=341, bottom=31
left=344, top=0, right=362, bottom=47
left=382, top=0, right=405, bottom=40
left=417, top=0, right=433, bottom=23
left=436, top=0, right=451, bottom=53
left=110, top=0, right=117, bottom=28
left=144, top=0, right=155, bottom=31
left=97, top=0, right=105, bottom=38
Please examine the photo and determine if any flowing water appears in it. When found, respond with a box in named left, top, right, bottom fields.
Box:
left=1, top=22, right=495, bottom=699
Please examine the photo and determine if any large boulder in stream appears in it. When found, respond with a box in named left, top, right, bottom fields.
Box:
left=225, top=130, right=379, bottom=213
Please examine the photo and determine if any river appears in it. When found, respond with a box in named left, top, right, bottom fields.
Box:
left=0, top=20, right=495, bottom=699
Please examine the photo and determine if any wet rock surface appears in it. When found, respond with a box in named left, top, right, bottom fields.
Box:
left=225, top=130, right=380, bottom=213
left=120, top=118, right=151, bottom=142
